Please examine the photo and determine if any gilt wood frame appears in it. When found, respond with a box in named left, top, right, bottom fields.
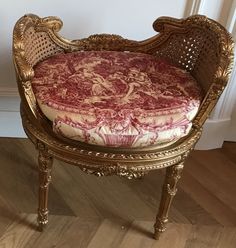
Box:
left=13, top=14, right=234, bottom=239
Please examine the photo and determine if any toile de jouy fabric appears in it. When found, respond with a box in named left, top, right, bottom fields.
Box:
left=32, top=51, right=203, bottom=147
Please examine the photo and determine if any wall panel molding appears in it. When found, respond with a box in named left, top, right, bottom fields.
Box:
left=184, top=0, right=205, bottom=17
left=195, top=119, right=231, bottom=150
left=0, top=89, right=25, bottom=137
left=205, top=0, right=236, bottom=145
left=0, top=87, right=19, bottom=97
left=226, top=0, right=236, bottom=33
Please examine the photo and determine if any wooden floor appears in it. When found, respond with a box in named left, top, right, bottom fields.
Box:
left=0, top=138, right=236, bottom=247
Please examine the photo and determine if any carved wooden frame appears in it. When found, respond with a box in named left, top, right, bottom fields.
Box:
left=13, top=14, right=234, bottom=239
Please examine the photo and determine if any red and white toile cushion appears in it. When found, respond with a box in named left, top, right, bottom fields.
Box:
left=32, top=51, right=203, bottom=147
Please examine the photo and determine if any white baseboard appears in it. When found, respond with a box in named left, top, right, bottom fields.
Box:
left=225, top=132, right=236, bottom=142
left=0, top=88, right=230, bottom=149
left=0, top=93, right=26, bottom=138
left=0, top=87, right=19, bottom=97
left=0, top=87, right=26, bottom=138
left=225, top=114, right=236, bottom=142
left=0, top=110, right=26, bottom=137
left=195, top=118, right=231, bottom=150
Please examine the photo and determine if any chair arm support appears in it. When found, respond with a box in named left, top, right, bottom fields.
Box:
left=153, top=15, right=234, bottom=127
left=13, top=14, right=67, bottom=118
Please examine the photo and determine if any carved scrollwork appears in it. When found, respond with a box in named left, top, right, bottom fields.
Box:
left=82, top=165, right=146, bottom=179
left=35, top=16, right=63, bottom=32
left=21, top=81, right=37, bottom=117
left=72, top=34, right=138, bottom=51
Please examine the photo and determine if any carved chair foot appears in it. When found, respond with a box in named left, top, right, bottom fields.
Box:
left=37, top=209, right=49, bottom=232
left=153, top=217, right=168, bottom=240
left=37, top=222, right=46, bottom=232
left=153, top=231, right=161, bottom=240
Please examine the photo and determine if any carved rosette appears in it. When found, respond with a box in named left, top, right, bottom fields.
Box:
left=82, top=165, right=146, bottom=179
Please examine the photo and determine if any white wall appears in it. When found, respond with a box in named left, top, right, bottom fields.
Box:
left=195, top=0, right=236, bottom=149
left=225, top=0, right=236, bottom=142
left=0, top=0, right=186, bottom=88
left=199, top=0, right=233, bottom=25
left=226, top=101, right=236, bottom=141
left=0, top=0, right=187, bottom=138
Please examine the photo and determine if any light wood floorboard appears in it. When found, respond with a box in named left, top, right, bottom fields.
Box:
left=0, top=138, right=236, bottom=247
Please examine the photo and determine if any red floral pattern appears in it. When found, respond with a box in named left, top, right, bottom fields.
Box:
left=32, top=51, right=203, bottom=147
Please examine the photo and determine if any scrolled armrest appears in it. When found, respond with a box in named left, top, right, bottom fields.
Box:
left=13, top=14, right=67, bottom=117
left=13, top=14, right=65, bottom=69
left=152, top=15, right=234, bottom=126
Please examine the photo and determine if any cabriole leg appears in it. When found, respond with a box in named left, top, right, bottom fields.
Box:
left=37, top=143, right=53, bottom=231
left=154, top=162, right=184, bottom=240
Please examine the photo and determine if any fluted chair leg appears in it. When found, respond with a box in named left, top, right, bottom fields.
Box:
left=37, top=143, right=53, bottom=231
left=154, top=162, right=184, bottom=240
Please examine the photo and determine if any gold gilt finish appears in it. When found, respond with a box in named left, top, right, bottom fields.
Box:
left=13, top=14, right=234, bottom=240
left=37, top=141, right=53, bottom=230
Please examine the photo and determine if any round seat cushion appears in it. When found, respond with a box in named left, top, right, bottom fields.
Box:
left=32, top=51, right=203, bottom=147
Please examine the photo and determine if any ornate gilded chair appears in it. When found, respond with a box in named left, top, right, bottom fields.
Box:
left=13, top=14, right=234, bottom=239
